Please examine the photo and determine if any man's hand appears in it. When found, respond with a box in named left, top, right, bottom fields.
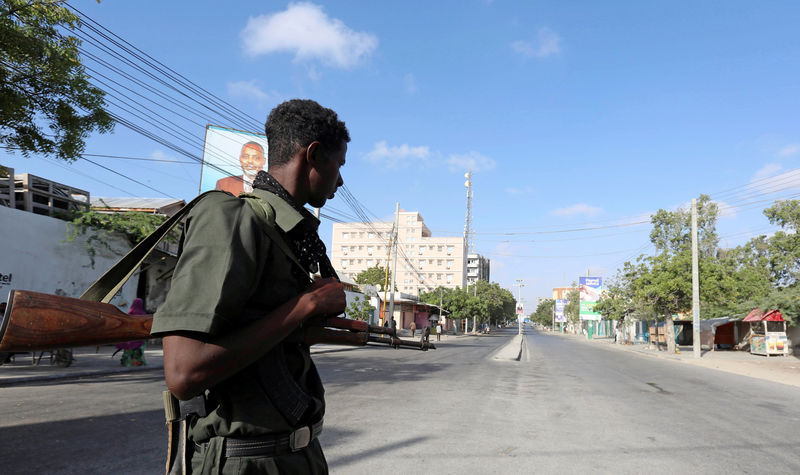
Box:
left=304, top=277, right=346, bottom=318
left=164, top=277, right=345, bottom=400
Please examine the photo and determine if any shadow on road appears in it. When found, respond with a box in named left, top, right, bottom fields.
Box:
left=0, top=409, right=165, bottom=474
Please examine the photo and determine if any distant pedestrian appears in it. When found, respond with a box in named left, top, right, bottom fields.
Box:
left=115, top=298, right=147, bottom=366
left=410, top=321, right=416, bottom=337
left=436, top=324, right=442, bottom=341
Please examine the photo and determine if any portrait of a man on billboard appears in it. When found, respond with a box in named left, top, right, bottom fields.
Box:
left=215, top=141, right=266, bottom=195
left=199, top=125, right=269, bottom=195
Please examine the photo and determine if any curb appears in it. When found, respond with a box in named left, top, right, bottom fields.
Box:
left=0, top=365, right=163, bottom=387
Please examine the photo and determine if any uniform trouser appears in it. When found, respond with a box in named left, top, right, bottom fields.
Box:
left=190, top=437, right=328, bottom=474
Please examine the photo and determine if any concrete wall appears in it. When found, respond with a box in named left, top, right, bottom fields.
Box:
left=0, top=205, right=137, bottom=312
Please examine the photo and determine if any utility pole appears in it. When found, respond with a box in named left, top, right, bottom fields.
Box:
left=380, top=224, right=394, bottom=326
left=692, top=198, right=700, bottom=358
left=463, top=170, right=473, bottom=333
left=388, top=203, right=400, bottom=330
left=514, top=279, right=525, bottom=335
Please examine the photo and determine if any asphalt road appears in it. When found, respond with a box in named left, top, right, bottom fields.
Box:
left=1, top=326, right=797, bottom=474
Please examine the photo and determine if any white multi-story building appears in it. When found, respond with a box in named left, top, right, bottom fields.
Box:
left=466, top=253, right=490, bottom=287
left=331, top=210, right=466, bottom=296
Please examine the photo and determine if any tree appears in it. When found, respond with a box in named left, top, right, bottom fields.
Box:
left=419, top=283, right=515, bottom=327
left=531, top=298, right=554, bottom=326
left=1, top=0, right=113, bottom=161
left=346, top=296, right=375, bottom=322
left=762, top=200, right=800, bottom=286
left=564, top=286, right=580, bottom=324
left=595, top=260, right=646, bottom=322
left=354, top=265, right=392, bottom=291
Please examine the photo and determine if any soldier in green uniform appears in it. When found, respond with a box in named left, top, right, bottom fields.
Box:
left=152, top=99, right=349, bottom=474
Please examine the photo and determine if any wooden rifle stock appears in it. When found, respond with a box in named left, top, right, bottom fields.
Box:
left=0, top=290, right=436, bottom=352
left=0, top=290, right=152, bottom=352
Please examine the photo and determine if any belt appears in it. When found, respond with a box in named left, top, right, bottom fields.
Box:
left=194, top=419, right=323, bottom=458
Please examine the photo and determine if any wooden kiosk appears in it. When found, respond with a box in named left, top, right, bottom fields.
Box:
left=744, top=309, right=789, bottom=357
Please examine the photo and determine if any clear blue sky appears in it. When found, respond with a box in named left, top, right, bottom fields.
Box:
left=3, top=1, right=800, bottom=308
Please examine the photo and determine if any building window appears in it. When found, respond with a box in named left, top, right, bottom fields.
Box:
left=447, top=246, right=454, bottom=255
left=342, top=232, right=349, bottom=239
left=366, top=259, right=374, bottom=267
left=341, top=246, right=348, bottom=255
left=446, top=274, right=453, bottom=283
left=367, top=246, right=373, bottom=255
left=419, top=260, right=425, bottom=268
left=437, top=273, right=442, bottom=280
left=341, top=260, right=348, bottom=268
left=446, top=260, right=453, bottom=269
left=437, top=259, right=443, bottom=266
left=368, top=232, right=374, bottom=239
left=437, top=246, right=443, bottom=252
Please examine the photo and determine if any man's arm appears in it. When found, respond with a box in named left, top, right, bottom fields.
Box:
left=163, top=277, right=344, bottom=400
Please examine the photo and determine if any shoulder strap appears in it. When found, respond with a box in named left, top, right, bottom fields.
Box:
left=80, top=190, right=223, bottom=303
left=239, top=194, right=312, bottom=280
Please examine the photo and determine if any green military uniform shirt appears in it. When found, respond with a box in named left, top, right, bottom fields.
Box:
left=152, top=189, right=327, bottom=474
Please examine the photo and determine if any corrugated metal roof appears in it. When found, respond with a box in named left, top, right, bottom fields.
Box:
left=91, top=197, right=185, bottom=211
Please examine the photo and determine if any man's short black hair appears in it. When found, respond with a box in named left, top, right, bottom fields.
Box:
left=264, top=99, right=350, bottom=168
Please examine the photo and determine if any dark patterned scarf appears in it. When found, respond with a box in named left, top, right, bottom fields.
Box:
left=252, top=171, right=338, bottom=280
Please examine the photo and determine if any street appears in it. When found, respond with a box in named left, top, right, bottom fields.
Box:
left=1, top=327, right=798, bottom=474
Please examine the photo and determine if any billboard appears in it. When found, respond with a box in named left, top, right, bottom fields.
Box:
left=516, top=303, right=524, bottom=315
left=200, top=125, right=269, bottom=195
left=579, top=276, right=602, bottom=321
left=555, top=299, right=567, bottom=322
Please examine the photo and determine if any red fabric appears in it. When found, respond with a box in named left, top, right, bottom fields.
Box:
left=117, top=298, right=146, bottom=350
left=743, top=308, right=784, bottom=322
left=127, top=298, right=147, bottom=315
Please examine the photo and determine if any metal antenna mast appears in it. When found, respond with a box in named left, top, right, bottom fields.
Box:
left=464, top=170, right=474, bottom=255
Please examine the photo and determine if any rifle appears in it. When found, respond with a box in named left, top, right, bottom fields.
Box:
left=0, top=290, right=435, bottom=353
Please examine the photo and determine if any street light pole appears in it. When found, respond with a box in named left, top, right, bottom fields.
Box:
left=517, top=282, right=524, bottom=335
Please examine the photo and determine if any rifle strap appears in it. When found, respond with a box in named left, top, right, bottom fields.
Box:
left=80, top=190, right=221, bottom=304
left=239, top=194, right=312, bottom=280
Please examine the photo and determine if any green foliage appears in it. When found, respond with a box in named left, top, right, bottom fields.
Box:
left=530, top=298, right=554, bottom=326
left=1, top=0, right=113, bottom=160
left=346, top=296, right=376, bottom=322
left=419, top=282, right=516, bottom=325
left=564, top=286, right=580, bottom=323
left=355, top=265, right=393, bottom=291
left=754, top=286, right=800, bottom=324
left=761, top=200, right=800, bottom=286
left=65, top=208, right=171, bottom=266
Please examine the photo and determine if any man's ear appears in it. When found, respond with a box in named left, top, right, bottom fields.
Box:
left=306, top=141, right=322, bottom=165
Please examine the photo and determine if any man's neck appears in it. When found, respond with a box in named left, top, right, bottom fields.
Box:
left=267, top=166, right=307, bottom=208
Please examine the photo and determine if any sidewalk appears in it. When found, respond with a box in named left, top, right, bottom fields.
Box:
left=549, top=330, right=800, bottom=388
left=0, top=343, right=165, bottom=386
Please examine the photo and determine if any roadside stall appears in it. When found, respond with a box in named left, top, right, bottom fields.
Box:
left=745, top=309, right=789, bottom=357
